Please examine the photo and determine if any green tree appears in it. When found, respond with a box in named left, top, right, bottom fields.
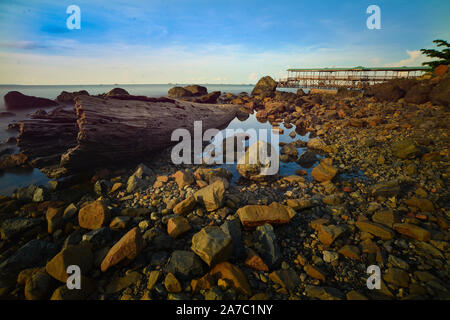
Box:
left=421, top=39, right=450, bottom=69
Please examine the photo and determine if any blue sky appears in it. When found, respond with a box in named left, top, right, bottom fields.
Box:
left=0, top=0, right=449, bottom=84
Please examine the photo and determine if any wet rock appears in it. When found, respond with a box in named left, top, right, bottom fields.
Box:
left=404, top=197, right=435, bottom=212
left=370, top=180, right=400, bottom=198
left=236, top=140, right=279, bottom=181
left=307, top=137, right=331, bottom=153
left=297, top=151, right=318, bottom=168
left=12, top=184, right=36, bottom=201
left=100, top=227, right=144, bottom=272
left=191, top=226, right=233, bottom=266
left=311, top=158, right=338, bottom=182
left=372, top=209, right=399, bottom=228
left=237, top=202, right=295, bottom=228
left=391, top=139, right=420, bottom=159
left=78, top=200, right=110, bottom=230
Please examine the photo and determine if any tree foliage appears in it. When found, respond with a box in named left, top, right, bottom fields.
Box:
left=421, top=39, right=450, bottom=69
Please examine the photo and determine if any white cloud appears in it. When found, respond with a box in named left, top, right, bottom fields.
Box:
left=383, top=50, right=427, bottom=67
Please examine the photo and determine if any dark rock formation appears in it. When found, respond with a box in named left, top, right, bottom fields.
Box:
left=251, top=76, right=277, bottom=98
left=16, top=96, right=240, bottom=178
left=168, top=87, right=193, bottom=98
left=4, top=91, right=59, bottom=110
left=106, top=88, right=129, bottom=97
left=56, top=90, right=89, bottom=103
left=184, top=85, right=208, bottom=97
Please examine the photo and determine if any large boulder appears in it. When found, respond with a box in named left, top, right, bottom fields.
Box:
left=364, top=79, right=417, bottom=102
left=168, top=86, right=193, bottom=98
left=184, top=85, right=208, bottom=96
left=56, top=90, right=89, bottom=103
left=106, top=88, right=129, bottom=97
left=251, top=76, right=277, bottom=98
left=195, top=91, right=221, bottom=104
left=4, top=91, right=59, bottom=110
left=430, top=76, right=450, bottom=107
left=404, top=83, right=432, bottom=104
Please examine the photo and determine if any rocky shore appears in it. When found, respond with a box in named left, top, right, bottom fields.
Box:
left=0, top=68, right=449, bottom=300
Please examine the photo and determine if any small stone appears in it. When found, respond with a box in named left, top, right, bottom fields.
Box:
left=393, top=223, right=430, bottom=241
left=304, top=265, right=326, bottom=282
left=210, top=262, right=252, bottom=296
left=356, top=219, right=394, bottom=240
left=109, top=216, right=130, bottom=231
left=383, top=268, right=409, bottom=288
left=24, top=272, right=54, bottom=300
left=244, top=249, right=269, bottom=272
left=391, top=139, right=419, bottom=159
left=338, top=245, right=360, bottom=260
left=322, top=251, right=339, bottom=263
left=46, top=205, right=64, bottom=234
left=269, top=269, right=300, bottom=293
left=147, top=270, right=161, bottom=291
left=166, top=250, right=205, bottom=280
left=318, top=224, right=346, bottom=246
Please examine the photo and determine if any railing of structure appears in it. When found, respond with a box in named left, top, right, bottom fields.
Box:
left=277, top=67, right=431, bottom=89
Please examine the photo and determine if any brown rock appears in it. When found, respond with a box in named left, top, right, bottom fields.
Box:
left=46, top=205, right=64, bottom=234
left=404, top=197, right=435, bottom=212
left=372, top=209, right=399, bottom=228
left=210, top=262, right=252, bottom=296
left=244, top=249, right=269, bottom=272
left=173, top=196, right=196, bottom=215
left=237, top=202, right=295, bottom=228
left=100, top=227, right=144, bottom=272
left=393, top=223, right=430, bottom=241
left=78, top=200, right=109, bottom=230
left=318, top=224, right=346, bottom=246
left=193, top=180, right=226, bottom=212
left=338, top=245, right=360, bottom=260
left=164, top=273, right=182, bottom=293
left=356, top=219, right=394, bottom=240
left=167, top=216, right=191, bottom=238
left=311, top=159, right=338, bottom=182
left=304, top=265, right=326, bottom=282
left=173, top=170, right=195, bottom=189
left=383, top=268, right=409, bottom=288
left=46, top=243, right=93, bottom=282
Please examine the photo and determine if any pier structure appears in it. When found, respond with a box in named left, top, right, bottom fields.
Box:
left=277, top=66, right=430, bottom=89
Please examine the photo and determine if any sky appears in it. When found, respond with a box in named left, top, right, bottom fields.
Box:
left=0, top=0, right=449, bottom=85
